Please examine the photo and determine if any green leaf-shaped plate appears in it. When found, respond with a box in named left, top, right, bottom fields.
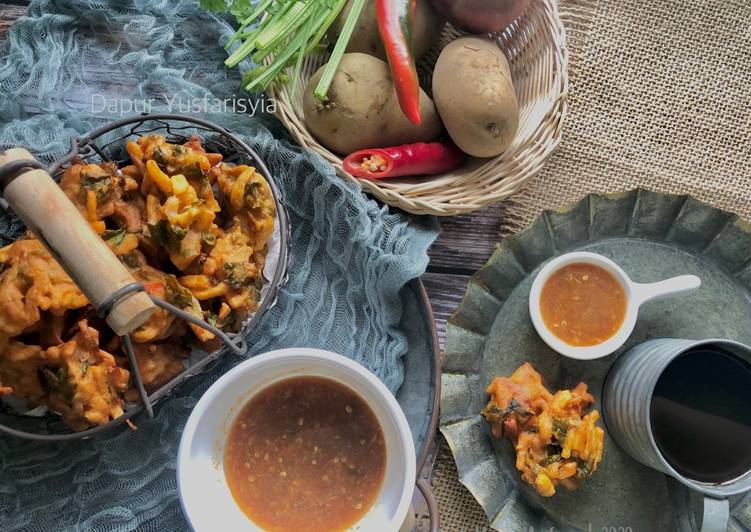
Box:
left=441, top=189, right=751, bottom=531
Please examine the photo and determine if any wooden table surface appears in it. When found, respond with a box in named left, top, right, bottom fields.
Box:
left=0, top=1, right=508, bottom=351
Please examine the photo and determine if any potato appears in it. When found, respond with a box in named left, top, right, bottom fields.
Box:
left=332, top=0, right=444, bottom=61
left=432, top=36, right=519, bottom=158
left=429, top=0, right=530, bottom=33
left=303, top=53, right=442, bottom=155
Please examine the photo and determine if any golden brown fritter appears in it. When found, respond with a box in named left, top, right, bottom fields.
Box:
left=0, top=322, right=129, bottom=432
left=482, top=363, right=605, bottom=497
left=130, top=341, right=188, bottom=393
left=0, top=340, right=46, bottom=402
left=111, top=197, right=147, bottom=233
left=0, top=239, right=88, bottom=336
left=60, top=162, right=121, bottom=223
left=483, top=362, right=552, bottom=441
left=127, top=261, right=179, bottom=343
left=181, top=224, right=261, bottom=316
left=43, top=321, right=130, bottom=431
left=215, top=163, right=276, bottom=251
left=143, top=160, right=218, bottom=271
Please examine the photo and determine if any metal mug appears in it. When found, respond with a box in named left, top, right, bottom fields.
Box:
left=603, top=338, right=751, bottom=532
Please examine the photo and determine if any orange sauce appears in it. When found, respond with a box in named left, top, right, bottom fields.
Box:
left=540, top=263, right=627, bottom=346
left=224, top=376, right=387, bottom=532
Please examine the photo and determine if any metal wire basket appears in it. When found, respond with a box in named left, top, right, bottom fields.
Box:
left=0, top=113, right=290, bottom=441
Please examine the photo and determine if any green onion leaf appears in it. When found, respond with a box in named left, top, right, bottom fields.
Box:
left=314, top=0, right=365, bottom=100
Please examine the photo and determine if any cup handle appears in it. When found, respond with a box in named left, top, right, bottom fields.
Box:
left=666, top=476, right=729, bottom=532
left=632, top=275, right=701, bottom=305
left=700, top=496, right=729, bottom=532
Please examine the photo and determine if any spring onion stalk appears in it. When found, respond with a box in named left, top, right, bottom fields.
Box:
left=253, top=3, right=308, bottom=50
left=313, top=0, right=364, bottom=100
left=244, top=27, right=311, bottom=91
left=307, top=0, right=348, bottom=52
left=289, top=13, right=319, bottom=99
left=203, top=0, right=366, bottom=100
left=304, top=8, right=338, bottom=54
left=238, top=0, right=274, bottom=27
left=224, top=0, right=274, bottom=48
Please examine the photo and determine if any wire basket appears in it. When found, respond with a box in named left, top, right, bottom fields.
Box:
left=269, top=0, right=569, bottom=216
left=0, top=114, right=291, bottom=441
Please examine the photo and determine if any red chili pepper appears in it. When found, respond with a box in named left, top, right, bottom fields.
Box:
left=376, top=0, right=422, bottom=125
left=343, top=141, right=466, bottom=179
left=142, top=281, right=164, bottom=295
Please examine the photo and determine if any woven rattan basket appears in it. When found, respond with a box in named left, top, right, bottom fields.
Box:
left=270, top=0, right=568, bottom=216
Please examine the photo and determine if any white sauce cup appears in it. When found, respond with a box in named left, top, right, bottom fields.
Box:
left=529, top=251, right=701, bottom=360
left=177, top=348, right=416, bottom=531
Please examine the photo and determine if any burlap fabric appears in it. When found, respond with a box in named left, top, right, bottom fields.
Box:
left=432, top=0, right=751, bottom=529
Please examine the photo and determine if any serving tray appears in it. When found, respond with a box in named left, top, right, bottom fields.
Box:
left=441, top=189, right=751, bottom=531
left=399, top=278, right=441, bottom=472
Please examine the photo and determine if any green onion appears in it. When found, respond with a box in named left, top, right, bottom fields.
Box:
left=314, top=0, right=363, bottom=100
left=204, top=0, right=366, bottom=100
left=289, top=12, right=319, bottom=99
left=238, top=0, right=274, bottom=27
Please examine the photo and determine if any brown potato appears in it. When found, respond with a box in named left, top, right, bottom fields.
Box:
left=303, top=53, right=442, bottom=155
left=332, top=0, right=444, bottom=61
left=432, top=36, right=519, bottom=158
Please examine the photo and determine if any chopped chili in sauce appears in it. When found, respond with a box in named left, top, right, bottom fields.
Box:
left=224, top=376, right=386, bottom=532
left=540, top=263, right=627, bottom=346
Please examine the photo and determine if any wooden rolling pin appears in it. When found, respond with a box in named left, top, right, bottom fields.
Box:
left=0, top=148, right=155, bottom=336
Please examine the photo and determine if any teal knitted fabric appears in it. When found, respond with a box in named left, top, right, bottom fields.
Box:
left=0, top=1, right=438, bottom=530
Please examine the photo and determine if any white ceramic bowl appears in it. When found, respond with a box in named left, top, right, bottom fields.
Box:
left=177, top=348, right=416, bottom=531
left=529, top=251, right=700, bottom=360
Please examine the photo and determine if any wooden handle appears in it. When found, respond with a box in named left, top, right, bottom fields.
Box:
left=0, top=148, right=155, bottom=336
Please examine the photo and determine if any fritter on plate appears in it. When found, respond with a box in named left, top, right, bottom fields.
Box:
left=482, top=362, right=605, bottom=497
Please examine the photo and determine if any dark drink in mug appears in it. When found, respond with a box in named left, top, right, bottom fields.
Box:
left=651, top=347, right=751, bottom=484
left=604, top=339, right=751, bottom=532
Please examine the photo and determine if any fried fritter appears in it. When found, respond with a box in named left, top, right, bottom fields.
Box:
left=482, top=362, right=552, bottom=440
left=0, top=340, right=46, bottom=402
left=60, top=162, right=121, bottom=224
left=142, top=160, right=219, bottom=271
left=182, top=224, right=261, bottom=316
left=482, top=363, right=605, bottom=497
left=215, top=163, right=276, bottom=251
left=128, top=262, right=179, bottom=343
left=126, top=254, right=214, bottom=344
left=0, top=322, right=129, bottom=431
left=0, top=239, right=88, bottom=336
left=44, top=321, right=129, bottom=431
left=130, top=341, right=188, bottom=393
left=111, top=197, right=147, bottom=233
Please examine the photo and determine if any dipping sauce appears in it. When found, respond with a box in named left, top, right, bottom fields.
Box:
left=224, top=376, right=387, bottom=532
left=539, top=263, right=627, bottom=346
